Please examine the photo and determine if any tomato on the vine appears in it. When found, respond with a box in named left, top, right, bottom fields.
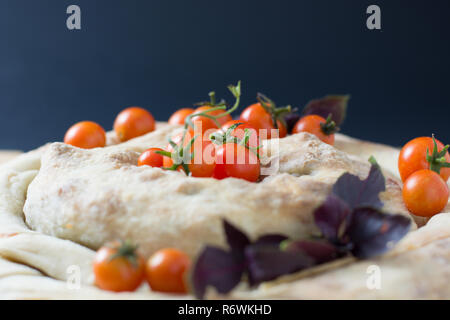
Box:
left=214, top=142, right=260, bottom=182
left=168, top=108, right=195, bottom=126
left=219, top=120, right=260, bottom=151
left=190, top=106, right=232, bottom=134
left=114, top=107, right=155, bottom=142
left=138, top=148, right=165, bottom=168
left=292, top=114, right=337, bottom=145
left=163, top=131, right=216, bottom=177
left=402, top=169, right=449, bottom=217
left=398, top=136, right=450, bottom=182
left=240, top=102, right=287, bottom=139
left=64, top=121, right=106, bottom=149
left=93, top=241, right=145, bottom=292
left=145, top=248, right=191, bottom=294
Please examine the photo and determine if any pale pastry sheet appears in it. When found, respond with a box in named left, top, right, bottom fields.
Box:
left=0, top=130, right=447, bottom=299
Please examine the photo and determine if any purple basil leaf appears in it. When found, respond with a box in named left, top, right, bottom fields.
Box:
left=285, top=240, right=339, bottom=264
left=223, top=219, right=250, bottom=252
left=302, top=95, right=349, bottom=126
left=332, top=164, right=386, bottom=210
left=347, top=207, right=411, bottom=259
left=283, top=112, right=301, bottom=134
left=191, top=246, right=246, bottom=299
left=245, top=244, right=315, bottom=286
left=314, top=194, right=352, bottom=242
left=253, top=234, right=288, bottom=246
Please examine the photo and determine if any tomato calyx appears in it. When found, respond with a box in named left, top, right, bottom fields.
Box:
left=194, top=91, right=227, bottom=109
left=319, top=114, right=339, bottom=136
left=187, top=81, right=242, bottom=131
left=108, top=240, right=141, bottom=268
left=209, top=122, right=261, bottom=158
left=256, top=93, right=292, bottom=130
left=426, top=135, right=450, bottom=175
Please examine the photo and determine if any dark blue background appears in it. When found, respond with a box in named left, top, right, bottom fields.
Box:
left=0, top=0, right=449, bottom=151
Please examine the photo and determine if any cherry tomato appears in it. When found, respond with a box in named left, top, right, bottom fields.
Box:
left=93, top=241, right=145, bottom=292
left=163, top=132, right=216, bottom=177
left=221, top=120, right=259, bottom=140
left=239, top=103, right=286, bottom=139
left=398, top=137, right=450, bottom=182
left=145, top=248, right=191, bottom=294
left=292, top=114, right=335, bottom=145
left=190, top=106, right=232, bottom=135
left=402, top=169, right=449, bottom=217
left=168, top=108, right=195, bottom=126
left=214, top=143, right=260, bottom=182
left=138, top=148, right=165, bottom=167
left=163, top=132, right=191, bottom=173
left=64, top=121, right=106, bottom=149
left=114, top=107, right=155, bottom=142
left=218, top=120, right=261, bottom=154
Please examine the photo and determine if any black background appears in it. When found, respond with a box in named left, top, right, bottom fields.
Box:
left=0, top=0, right=449, bottom=151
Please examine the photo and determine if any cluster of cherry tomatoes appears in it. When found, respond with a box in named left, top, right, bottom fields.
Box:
left=399, top=136, right=449, bottom=217
left=64, top=86, right=338, bottom=183
left=63, top=86, right=450, bottom=294
left=94, top=241, right=191, bottom=293
left=64, top=106, right=156, bottom=149
left=65, top=87, right=342, bottom=294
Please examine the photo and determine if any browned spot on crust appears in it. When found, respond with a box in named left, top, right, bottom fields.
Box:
left=386, top=177, right=400, bottom=188
left=57, top=183, right=78, bottom=197
left=108, top=151, right=139, bottom=165
left=138, top=168, right=166, bottom=182
left=0, top=233, right=19, bottom=238
left=175, top=181, right=203, bottom=195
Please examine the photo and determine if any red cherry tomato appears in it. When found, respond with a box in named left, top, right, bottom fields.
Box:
left=190, top=106, right=232, bottom=135
left=220, top=120, right=260, bottom=151
left=214, top=143, right=260, bottom=182
left=145, top=248, right=191, bottom=294
left=292, top=115, right=335, bottom=145
left=64, top=121, right=106, bottom=149
left=239, top=103, right=286, bottom=139
left=402, top=169, right=449, bottom=217
left=114, top=107, right=155, bottom=142
left=93, top=241, right=145, bottom=292
left=168, top=108, right=195, bottom=126
left=163, top=132, right=216, bottom=177
left=398, top=136, right=450, bottom=182
left=138, top=148, right=165, bottom=167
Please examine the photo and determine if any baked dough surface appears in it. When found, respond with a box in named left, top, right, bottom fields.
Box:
left=0, top=125, right=448, bottom=299
left=23, top=129, right=412, bottom=259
